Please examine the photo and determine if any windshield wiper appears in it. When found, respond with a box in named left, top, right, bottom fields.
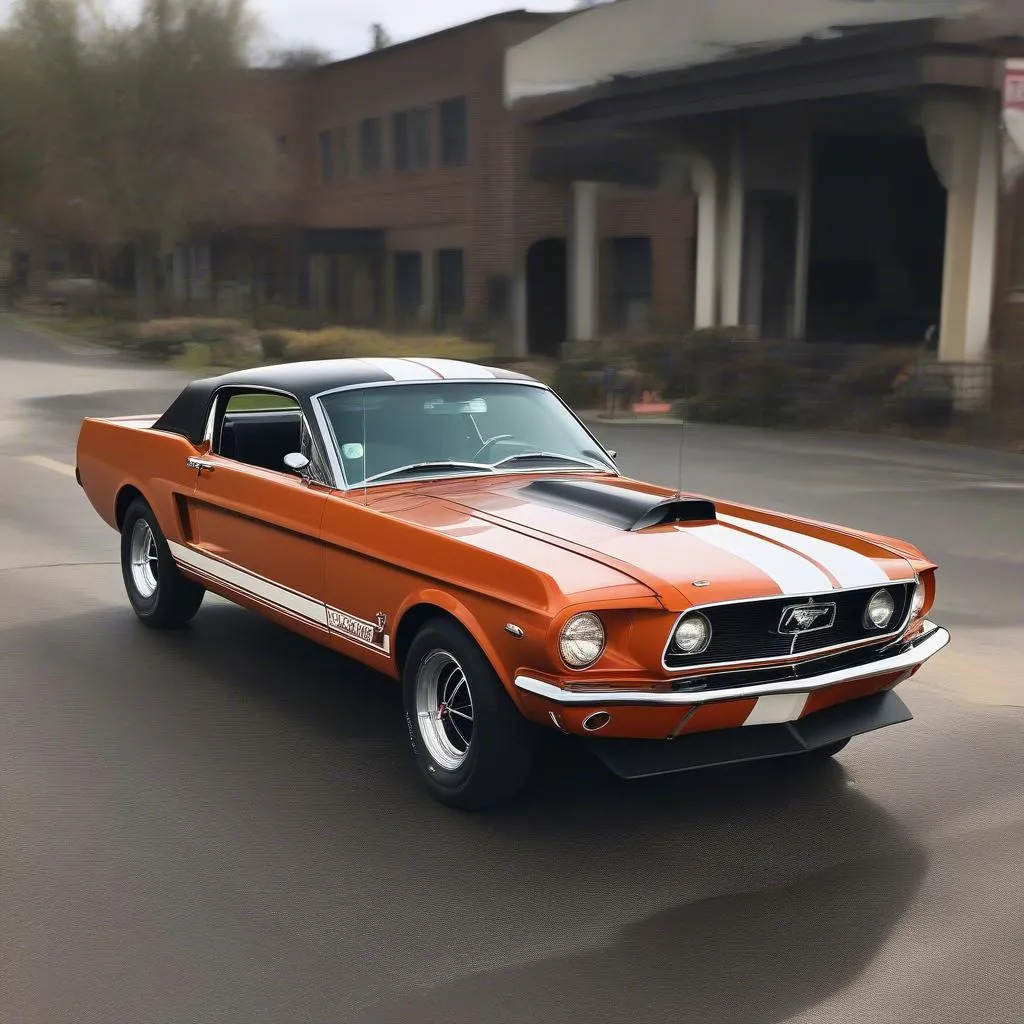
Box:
left=361, top=460, right=490, bottom=484
left=492, top=451, right=609, bottom=472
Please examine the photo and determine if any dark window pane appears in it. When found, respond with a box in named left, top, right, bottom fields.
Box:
left=393, top=251, right=422, bottom=326
left=439, top=97, right=467, bottom=167
left=336, top=127, right=349, bottom=177
left=317, top=129, right=332, bottom=183
left=611, top=236, right=652, bottom=331
left=392, top=111, right=409, bottom=172
left=410, top=108, right=430, bottom=170
left=436, top=248, right=463, bottom=330
left=360, top=117, right=381, bottom=174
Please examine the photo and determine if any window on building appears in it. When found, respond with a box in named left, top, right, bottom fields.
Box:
left=439, top=97, right=467, bottom=167
left=436, top=248, right=464, bottom=329
left=360, top=117, right=382, bottom=174
left=393, top=108, right=430, bottom=172
left=336, top=126, right=350, bottom=178
left=318, top=129, right=332, bottom=183
left=393, top=251, right=423, bottom=327
left=611, top=236, right=652, bottom=332
left=392, top=111, right=409, bottom=172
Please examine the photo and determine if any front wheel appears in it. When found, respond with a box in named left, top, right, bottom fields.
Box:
left=120, top=498, right=205, bottom=628
left=402, top=618, right=539, bottom=810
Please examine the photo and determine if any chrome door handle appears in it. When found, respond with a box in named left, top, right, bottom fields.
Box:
left=186, top=457, right=216, bottom=473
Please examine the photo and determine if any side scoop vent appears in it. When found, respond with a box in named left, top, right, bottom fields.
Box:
left=520, top=479, right=716, bottom=532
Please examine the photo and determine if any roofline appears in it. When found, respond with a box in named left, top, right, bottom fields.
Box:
left=531, top=14, right=1024, bottom=129
left=311, top=9, right=569, bottom=74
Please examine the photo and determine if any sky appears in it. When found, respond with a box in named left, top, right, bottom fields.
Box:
left=0, top=0, right=580, bottom=61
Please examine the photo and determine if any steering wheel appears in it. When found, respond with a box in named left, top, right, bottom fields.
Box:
left=473, top=434, right=515, bottom=460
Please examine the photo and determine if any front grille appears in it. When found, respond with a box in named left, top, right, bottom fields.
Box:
left=664, top=582, right=914, bottom=671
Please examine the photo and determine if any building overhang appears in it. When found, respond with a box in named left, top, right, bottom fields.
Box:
left=531, top=15, right=1022, bottom=138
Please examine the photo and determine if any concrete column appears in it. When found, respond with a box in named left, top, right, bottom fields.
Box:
left=511, top=271, right=527, bottom=357
left=568, top=180, right=599, bottom=342
left=720, top=126, right=745, bottom=326
left=922, top=95, right=1000, bottom=364
left=689, top=156, right=718, bottom=329
left=792, top=128, right=813, bottom=338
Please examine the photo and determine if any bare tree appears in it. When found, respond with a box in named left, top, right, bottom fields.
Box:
left=265, top=45, right=332, bottom=68
left=1, top=0, right=286, bottom=319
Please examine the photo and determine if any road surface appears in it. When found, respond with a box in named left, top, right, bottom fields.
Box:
left=1, top=317, right=1021, bottom=1024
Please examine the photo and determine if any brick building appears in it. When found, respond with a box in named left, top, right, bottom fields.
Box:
left=220, top=9, right=697, bottom=357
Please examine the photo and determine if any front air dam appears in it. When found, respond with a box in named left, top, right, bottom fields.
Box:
left=584, top=689, right=913, bottom=780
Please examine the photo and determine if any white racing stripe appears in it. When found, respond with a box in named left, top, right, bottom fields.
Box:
left=20, top=455, right=77, bottom=478
left=720, top=514, right=889, bottom=588
left=168, top=541, right=328, bottom=627
left=743, top=692, right=810, bottom=726
left=691, top=523, right=834, bottom=595
left=358, top=357, right=439, bottom=381
left=411, top=357, right=496, bottom=380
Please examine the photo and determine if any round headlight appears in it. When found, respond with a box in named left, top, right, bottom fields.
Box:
left=559, top=612, right=606, bottom=669
left=865, top=589, right=896, bottom=629
left=673, top=612, right=711, bottom=655
left=910, top=580, right=925, bottom=619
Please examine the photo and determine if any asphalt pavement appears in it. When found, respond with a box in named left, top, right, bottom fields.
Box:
left=1, top=316, right=1022, bottom=1024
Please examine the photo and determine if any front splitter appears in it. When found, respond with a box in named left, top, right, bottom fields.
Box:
left=584, top=690, right=913, bottom=780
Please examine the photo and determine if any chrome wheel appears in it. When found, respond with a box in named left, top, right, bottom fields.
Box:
left=415, top=650, right=475, bottom=771
left=129, top=518, right=159, bottom=599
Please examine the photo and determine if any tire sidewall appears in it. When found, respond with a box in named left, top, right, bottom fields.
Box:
left=403, top=624, right=487, bottom=797
left=120, top=500, right=168, bottom=619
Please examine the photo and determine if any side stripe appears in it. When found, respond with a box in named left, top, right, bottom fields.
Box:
left=719, top=514, right=890, bottom=588
left=169, top=542, right=329, bottom=626
left=691, top=523, right=834, bottom=595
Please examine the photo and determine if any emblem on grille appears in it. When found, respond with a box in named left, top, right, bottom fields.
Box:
left=778, top=601, right=836, bottom=634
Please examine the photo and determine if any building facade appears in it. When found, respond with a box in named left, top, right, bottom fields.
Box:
left=223, top=10, right=698, bottom=356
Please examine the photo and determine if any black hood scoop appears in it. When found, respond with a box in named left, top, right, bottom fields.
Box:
left=520, top=479, right=716, bottom=532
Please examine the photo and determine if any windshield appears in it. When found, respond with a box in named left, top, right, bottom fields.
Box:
left=317, top=382, right=616, bottom=487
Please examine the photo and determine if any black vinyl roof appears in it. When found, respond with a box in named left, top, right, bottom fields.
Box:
left=151, top=357, right=532, bottom=444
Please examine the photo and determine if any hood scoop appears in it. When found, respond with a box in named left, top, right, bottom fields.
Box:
left=520, top=479, right=716, bottom=532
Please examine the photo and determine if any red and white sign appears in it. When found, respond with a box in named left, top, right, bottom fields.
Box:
left=1004, top=59, right=1024, bottom=110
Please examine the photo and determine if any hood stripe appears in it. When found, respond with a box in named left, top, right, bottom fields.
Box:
left=691, top=523, right=834, bottom=595
left=357, top=357, right=437, bottom=381
left=413, top=357, right=496, bottom=379
left=719, top=514, right=890, bottom=589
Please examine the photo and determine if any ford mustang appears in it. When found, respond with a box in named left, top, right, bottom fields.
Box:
left=75, top=357, right=950, bottom=809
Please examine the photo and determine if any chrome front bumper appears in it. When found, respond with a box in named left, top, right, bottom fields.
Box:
left=515, top=620, right=950, bottom=707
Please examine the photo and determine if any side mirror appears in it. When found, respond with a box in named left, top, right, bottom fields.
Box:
left=284, top=451, right=310, bottom=476
left=608, top=450, right=618, bottom=461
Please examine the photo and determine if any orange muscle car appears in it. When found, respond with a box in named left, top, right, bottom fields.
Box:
left=75, top=357, right=950, bottom=809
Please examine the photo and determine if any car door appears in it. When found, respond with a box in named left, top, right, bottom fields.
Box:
left=180, top=391, right=331, bottom=635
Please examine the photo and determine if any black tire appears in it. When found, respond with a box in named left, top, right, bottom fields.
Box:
left=120, top=497, right=205, bottom=628
left=402, top=617, right=540, bottom=810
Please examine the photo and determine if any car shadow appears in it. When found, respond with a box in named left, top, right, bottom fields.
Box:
left=19, top=598, right=929, bottom=1023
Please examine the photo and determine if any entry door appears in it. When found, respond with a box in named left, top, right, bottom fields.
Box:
left=185, top=457, right=330, bottom=634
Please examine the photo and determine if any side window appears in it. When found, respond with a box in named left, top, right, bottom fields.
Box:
left=213, top=392, right=326, bottom=479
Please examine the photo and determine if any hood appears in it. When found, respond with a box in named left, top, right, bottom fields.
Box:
left=389, top=474, right=918, bottom=611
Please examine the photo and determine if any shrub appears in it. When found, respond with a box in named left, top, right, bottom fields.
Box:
left=269, top=326, right=495, bottom=363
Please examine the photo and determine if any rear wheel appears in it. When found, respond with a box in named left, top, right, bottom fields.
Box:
left=120, top=498, right=204, bottom=628
left=402, top=618, right=539, bottom=810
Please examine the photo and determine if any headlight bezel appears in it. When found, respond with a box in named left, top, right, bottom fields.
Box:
left=558, top=611, right=607, bottom=670
left=864, top=588, right=896, bottom=630
left=671, top=611, right=712, bottom=656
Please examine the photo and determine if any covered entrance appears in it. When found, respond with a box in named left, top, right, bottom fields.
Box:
left=515, top=10, right=1023, bottom=376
